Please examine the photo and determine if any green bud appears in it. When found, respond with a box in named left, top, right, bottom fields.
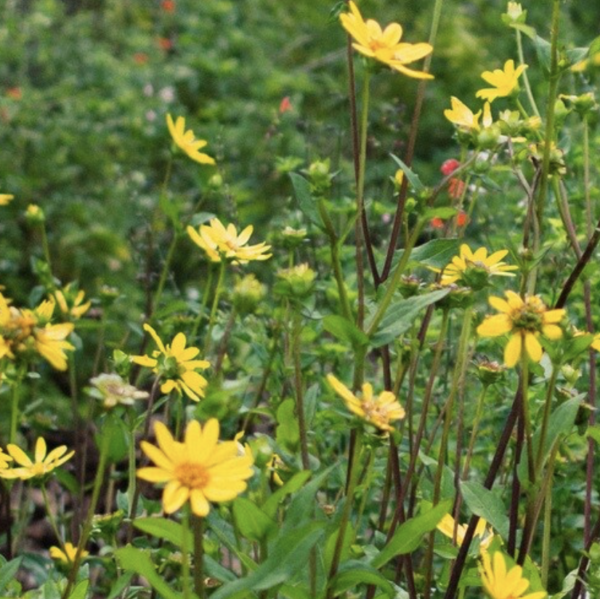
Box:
left=232, top=274, right=266, bottom=315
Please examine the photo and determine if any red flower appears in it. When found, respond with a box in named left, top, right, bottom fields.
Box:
left=441, top=158, right=460, bottom=176
left=158, top=37, right=173, bottom=51
left=279, top=96, right=293, bottom=114
left=134, top=52, right=149, bottom=65
left=161, top=0, right=175, bottom=12
left=6, top=87, right=22, bottom=100
left=456, top=210, right=468, bottom=227
left=430, top=217, right=444, bottom=229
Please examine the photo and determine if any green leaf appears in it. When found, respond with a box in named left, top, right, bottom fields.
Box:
left=370, top=289, right=450, bottom=348
left=371, top=500, right=451, bottom=568
left=460, top=480, right=509, bottom=539
left=280, top=584, right=312, bottom=599
left=115, top=546, right=188, bottom=599
left=509, top=22, right=537, bottom=40
left=330, top=561, right=395, bottom=597
left=209, top=523, right=325, bottom=599
left=534, top=35, right=552, bottom=73
left=233, top=497, right=277, bottom=542
left=405, top=238, right=460, bottom=268
left=323, top=315, right=369, bottom=350
left=263, top=470, right=312, bottom=519
left=159, top=193, right=181, bottom=232
left=390, top=154, right=425, bottom=193
left=562, top=334, right=593, bottom=362
left=107, top=573, right=134, bottom=599
left=0, top=557, right=22, bottom=593
left=133, top=517, right=191, bottom=548
left=276, top=398, right=300, bottom=453
left=98, top=412, right=129, bottom=463
left=422, top=207, right=457, bottom=221
left=290, top=172, right=322, bottom=228
left=67, top=580, right=89, bottom=599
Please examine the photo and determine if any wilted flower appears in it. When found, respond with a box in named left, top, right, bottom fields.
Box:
left=477, top=291, right=565, bottom=368
left=0, top=437, right=74, bottom=480
left=476, top=60, right=527, bottom=102
left=137, top=419, right=254, bottom=517
left=89, top=373, right=149, bottom=408
left=187, top=218, right=272, bottom=265
left=326, top=374, right=405, bottom=432
left=166, top=114, right=215, bottom=166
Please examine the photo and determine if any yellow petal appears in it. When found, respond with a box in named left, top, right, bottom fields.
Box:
left=504, top=333, right=522, bottom=368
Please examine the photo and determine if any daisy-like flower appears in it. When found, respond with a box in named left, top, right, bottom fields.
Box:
left=436, top=513, right=493, bottom=549
left=166, top=114, right=216, bottom=166
left=0, top=194, right=14, bottom=206
left=477, top=291, right=565, bottom=368
left=0, top=437, right=74, bottom=480
left=340, top=1, right=433, bottom=79
left=0, top=448, right=12, bottom=470
left=187, top=218, right=272, bottom=265
left=88, top=373, right=149, bottom=409
left=326, top=374, right=405, bottom=432
left=445, top=97, right=482, bottom=130
left=34, top=322, right=75, bottom=371
left=49, top=542, right=89, bottom=565
left=54, top=284, right=91, bottom=320
left=137, top=419, right=254, bottom=517
left=431, top=244, right=518, bottom=289
left=131, top=323, right=209, bottom=402
left=476, top=59, right=527, bottom=102
left=480, top=551, right=547, bottom=599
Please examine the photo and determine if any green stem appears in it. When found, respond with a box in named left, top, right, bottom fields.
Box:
left=61, top=422, right=111, bottom=599
left=40, top=221, right=54, bottom=278
left=461, top=384, right=490, bottom=480
left=520, top=351, right=535, bottom=486
left=292, top=309, right=310, bottom=471
left=366, top=220, right=425, bottom=338
left=326, top=430, right=363, bottom=599
left=516, top=30, right=541, bottom=118
left=535, top=365, right=559, bottom=472
left=204, top=260, right=226, bottom=355
left=355, top=70, right=371, bottom=330
left=9, top=379, right=20, bottom=445
left=192, top=514, right=205, bottom=599
left=41, top=484, right=64, bottom=550
left=181, top=508, right=192, bottom=599
left=153, top=230, right=179, bottom=310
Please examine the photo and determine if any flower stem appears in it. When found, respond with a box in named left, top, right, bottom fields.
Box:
left=461, top=384, right=490, bottom=480
left=181, top=508, right=192, bottom=599
left=61, top=422, right=111, bottom=599
left=192, top=514, right=205, bottom=599
left=41, top=484, right=64, bottom=551
left=292, top=309, right=310, bottom=471
left=204, top=260, right=226, bottom=355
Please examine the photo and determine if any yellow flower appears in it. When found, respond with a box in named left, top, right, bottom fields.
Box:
left=0, top=194, right=14, bottom=206
left=480, top=551, right=547, bottom=599
left=187, top=218, right=272, bottom=264
left=166, top=114, right=215, bottom=165
left=445, top=97, right=482, bottom=130
left=340, top=1, right=433, bottom=79
left=131, top=323, right=210, bottom=402
left=0, top=437, right=75, bottom=480
left=0, top=448, right=12, bottom=470
left=436, top=513, right=493, bottom=549
left=34, top=322, right=75, bottom=371
left=431, top=244, right=518, bottom=289
left=326, top=374, right=405, bottom=432
left=476, top=59, right=527, bottom=102
left=54, top=284, right=91, bottom=320
left=477, top=291, right=565, bottom=368
left=137, top=419, right=254, bottom=517
left=49, top=542, right=89, bottom=565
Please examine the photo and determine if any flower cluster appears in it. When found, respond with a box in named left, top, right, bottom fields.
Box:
left=137, top=419, right=254, bottom=517
left=340, top=1, right=433, bottom=79
left=187, top=218, right=272, bottom=265
left=0, top=293, right=75, bottom=371
left=132, top=323, right=210, bottom=402
left=326, top=374, right=405, bottom=432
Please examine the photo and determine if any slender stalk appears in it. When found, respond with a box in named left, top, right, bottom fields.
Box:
left=204, top=260, right=226, bottom=354
left=292, top=309, right=310, bottom=471
left=61, top=423, right=111, bottom=599
left=516, top=30, right=540, bottom=118
left=534, top=365, right=559, bottom=472
left=192, top=515, right=205, bottom=599
left=41, top=484, right=64, bottom=551
left=326, top=430, right=363, bottom=599
left=181, top=508, right=192, bottom=599
left=461, top=384, right=490, bottom=480
left=541, top=452, right=557, bottom=587
left=9, top=379, right=20, bottom=445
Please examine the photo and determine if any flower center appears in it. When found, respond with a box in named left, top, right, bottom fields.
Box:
left=512, top=305, right=543, bottom=332
left=175, top=462, right=210, bottom=489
